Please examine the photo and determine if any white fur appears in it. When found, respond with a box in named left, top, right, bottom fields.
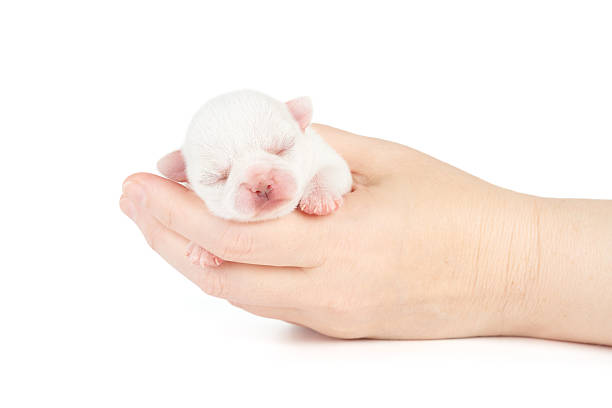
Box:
left=181, top=90, right=352, bottom=221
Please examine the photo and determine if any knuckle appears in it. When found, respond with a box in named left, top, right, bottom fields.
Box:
left=159, top=193, right=180, bottom=230
left=313, top=297, right=368, bottom=340
left=325, top=298, right=354, bottom=316
left=317, top=297, right=364, bottom=324
left=162, top=201, right=176, bottom=229
left=217, top=227, right=254, bottom=260
left=198, top=270, right=228, bottom=298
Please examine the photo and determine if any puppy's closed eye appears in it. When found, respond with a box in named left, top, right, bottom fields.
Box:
left=200, top=168, right=230, bottom=185
left=267, top=141, right=295, bottom=156
left=269, top=148, right=288, bottom=156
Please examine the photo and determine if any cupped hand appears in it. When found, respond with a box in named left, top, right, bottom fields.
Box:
left=120, top=124, right=538, bottom=339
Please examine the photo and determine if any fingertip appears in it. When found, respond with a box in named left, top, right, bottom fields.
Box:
left=119, top=195, right=136, bottom=221
left=122, top=172, right=162, bottom=192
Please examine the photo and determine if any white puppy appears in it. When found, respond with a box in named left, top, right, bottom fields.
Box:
left=181, top=90, right=352, bottom=267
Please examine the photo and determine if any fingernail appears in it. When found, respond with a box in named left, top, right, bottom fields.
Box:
left=119, top=196, right=137, bottom=220
left=122, top=181, right=146, bottom=207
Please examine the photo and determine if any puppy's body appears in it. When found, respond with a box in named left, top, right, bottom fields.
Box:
left=181, top=90, right=352, bottom=266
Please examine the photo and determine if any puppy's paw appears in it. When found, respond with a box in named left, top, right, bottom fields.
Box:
left=185, top=241, right=223, bottom=268
left=299, top=190, right=343, bottom=215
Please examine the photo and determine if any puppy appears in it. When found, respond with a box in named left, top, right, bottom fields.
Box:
left=181, top=90, right=352, bottom=267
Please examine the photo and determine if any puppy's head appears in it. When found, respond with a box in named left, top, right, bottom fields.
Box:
left=182, top=90, right=314, bottom=221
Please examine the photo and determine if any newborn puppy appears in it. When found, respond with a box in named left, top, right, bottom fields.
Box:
left=181, top=90, right=352, bottom=267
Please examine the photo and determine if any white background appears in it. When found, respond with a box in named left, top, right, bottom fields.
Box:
left=1, top=1, right=611, bottom=407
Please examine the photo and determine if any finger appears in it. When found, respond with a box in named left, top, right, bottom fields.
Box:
left=157, top=150, right=187, bottom=182
left=120, top=195, right=310, bottom=307
left=311, top=123, right=406, bottom=177
left=122, top=173, right=334, bottom=267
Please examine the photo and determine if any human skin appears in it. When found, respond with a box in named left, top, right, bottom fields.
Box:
left=120, top=124, right=612, bottom=345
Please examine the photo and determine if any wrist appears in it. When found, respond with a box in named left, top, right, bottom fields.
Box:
left=477, top=193, right=612, bottom=345
left=514, top=197, right=612, bottom=344
left=464, top=189, right=544, bottom=338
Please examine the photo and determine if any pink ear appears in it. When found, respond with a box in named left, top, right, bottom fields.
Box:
left=286, top=97, right=313, bottom=131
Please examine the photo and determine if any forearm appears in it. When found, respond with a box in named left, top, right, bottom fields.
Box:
left=506, top=197, right=612, bottom=345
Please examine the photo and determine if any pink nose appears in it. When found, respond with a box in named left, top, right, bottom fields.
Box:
left=250, top=181, right=273, bottom=200
left=235, top=165, right=297, bottom=216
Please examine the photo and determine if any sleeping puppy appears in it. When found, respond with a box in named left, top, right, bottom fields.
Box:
left=181, top=90, right=352, bottom=267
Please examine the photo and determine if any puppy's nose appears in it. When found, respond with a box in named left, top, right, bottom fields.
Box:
left=235, top=165, right=297, bottom=216
left=249, top=179, right=274, bottom=201
left=242, top=165, right=284, bottom=197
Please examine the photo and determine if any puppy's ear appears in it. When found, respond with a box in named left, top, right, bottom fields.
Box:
left=286, top=97, right=312, bottom=131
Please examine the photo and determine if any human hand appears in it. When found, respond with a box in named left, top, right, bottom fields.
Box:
left=120, top=124, right=612, bottom=343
